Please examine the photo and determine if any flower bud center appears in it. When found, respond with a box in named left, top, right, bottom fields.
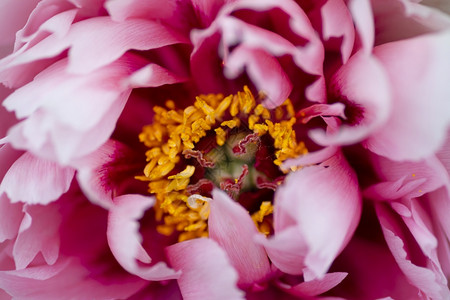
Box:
left=137, top=86, right=307, bottom=241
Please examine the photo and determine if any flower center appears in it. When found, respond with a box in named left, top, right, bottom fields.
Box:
left=137, top=86, right=307, bottom=241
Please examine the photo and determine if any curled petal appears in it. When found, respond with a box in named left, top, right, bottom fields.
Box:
left=376, top=204, right=450, bottom=299
left=0, top=194, right=23, bottom=242
left=107, top=194, right=180, bottom=280
left=224, top=46, right=292, bottom=108
left=166, top=238, right=244, bottom=300
left=0, top=152, right=74, bottom=205
left=13, top=204, right=61, bottom=270
left=277, top=272, right=347, bottom=297
left=310, top=51, right=391, bottom=146
left=265, top=150, right=361, bottom=278
left=209, top=189, right=271, bottom=288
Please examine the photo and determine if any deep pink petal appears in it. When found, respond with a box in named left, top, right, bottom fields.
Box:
left=310, top=51, right=391, bottom=146
left=13, top=204, right=61, bottom=269
left=376, top=204, right=450, bottom=299
left=0, top=152, right=74, bottom=205
left=367, top=31, right=450, bottom=161
left=107, top=194, right=180, bottom=280
left=209, top=189, right=271, bottom=288
left=224, top=46, right=292, bottom=108
left=269, top=151, right=361, bottom=278
left=166, top=238, right=244, bottom=300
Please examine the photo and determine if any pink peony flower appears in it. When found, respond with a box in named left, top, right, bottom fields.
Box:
left=0, top=0, right=449, bottom=299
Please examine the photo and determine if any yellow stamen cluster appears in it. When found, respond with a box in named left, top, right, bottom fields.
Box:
left=137, top=86, right=307, bottom=241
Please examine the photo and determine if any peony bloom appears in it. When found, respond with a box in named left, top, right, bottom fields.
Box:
left=0, top=0, right=449, bottom=299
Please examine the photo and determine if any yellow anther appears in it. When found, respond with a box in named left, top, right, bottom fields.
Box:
left=215, top=95, right=232, bottom=119
left=168, top=165, right=195, bottom=180
left=215, top=127, right=227, bottom=146
left=253, top=124, right=268, bottom=136
left=230, top=95, right=239, bottom=116
left=248, top=115, right=260, bottom=130
left=283, top=99, right=295, bottom=118
left=221, top=119, right=239, bottom=129
left=149, top=162, right=176, bottom=180
left=165, top=99, right=176, bottom=109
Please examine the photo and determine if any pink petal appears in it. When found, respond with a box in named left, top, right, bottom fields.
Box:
left=268, top=151, right=361, bottom=278
left=320, top=0, right=355, bottom=63
left=368, top=153, right=449, bottom=200
left=0, top=16, right=188, bottom=81
left=107, top=194, right=180, bottom=280
left=13, top=203, right=61, bottom=269
left=0, top=258, right=146, bottom=299
left=166, top=238, right=245, bottom=300
left=0, top=0, right=40, bottom=56
left=224, top=46, right=292, bottom=108
left=310, top=51, right=391, bottom=146
left=4, top=56, right=136, bottom=164
left=105, top=0, right=177, bottom=22
left=348, top=0, right=374, bottom=53
left=282, top=146, right=338, bottom=170
left=0, top=152, right=74, bottom=205
left=123, top=63, right=188, bottom=88
left=367, top=30, right=450, bottom=161
left=209, top=189, right=271, bottom=288
left=376, top=204, right=450, bottom=299
left=255, top=226, right=307, bottom=275
left=73, top=140, right=136, bottom=209
left=278, top=272, right=347, bottom=297
left=0, top=194, right=23, bottom=242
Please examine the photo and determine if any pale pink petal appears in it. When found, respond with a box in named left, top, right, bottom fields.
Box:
left=0, top=194, right=23, bottom=242
left=166, top=238, right=244, bottom=300
left=209, top=189, right=271, bottom=288
left=0, top=85, right=16, bottom=140
left=269, top=151, right=361, bottom=278
left=123, top=63, right=188, bottom=89
left=376, top=204, right=450, bottom=299
left=348, top=0, right=374, bottom=53
left=320, top=0, right=355, bottom=63
left=298, top=103, right=346, bottom=124
left=369, top=153, right=449, bottom=199
left=0, top=17, right=188, bottom=81
left=310, top=51, right=391, bottom=146
left=255, top=226, right=307, bottom=275
left=0, top=143, right=22, bottom=183
left=224, top=46, right=292, bottom=108
left=4, top=56, right=137, bottom=163
left=13, top=204, right=61, bottom=269
left=364, top=176, right=426, bottom=201
left=105, top=0, right=177, bottom=22
left=15, top=7, right=78, bottom=51
left=372, top=0, right=450, bottom=45
left=107, top=194, right=180, bottom=280
left=0, top=258, right=146, bottom=299
left=367, top=30, right=450, bottom=161
left=0, top=152, right=74, bottom=205
left=278, top=272, right=347, bottom=297
left=282, top=146, right=338, bottom=170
